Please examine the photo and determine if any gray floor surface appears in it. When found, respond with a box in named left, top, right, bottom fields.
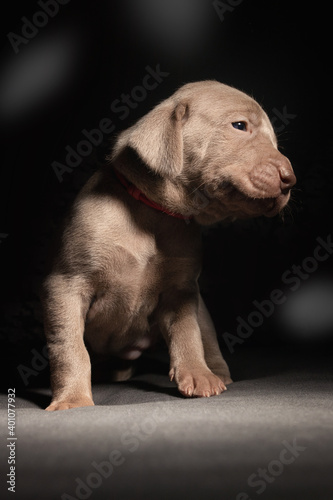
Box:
left=1, top=348, right=332, bottom=500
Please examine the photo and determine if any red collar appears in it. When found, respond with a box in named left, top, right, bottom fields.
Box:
left=113, top=168, right=192, bottom=221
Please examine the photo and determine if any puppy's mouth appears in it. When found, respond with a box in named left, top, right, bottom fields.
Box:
left=192, top=179, right=292, bottom=224
left=264, top=195, right=290, bottom=217
left=214, top=181, right=290, bottom=218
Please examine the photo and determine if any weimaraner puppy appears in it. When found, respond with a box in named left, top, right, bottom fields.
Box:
left=42, top=81, right=296, bottom=410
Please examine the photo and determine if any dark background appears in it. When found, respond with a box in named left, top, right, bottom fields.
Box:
left=0, top=0, right=332, bottom=389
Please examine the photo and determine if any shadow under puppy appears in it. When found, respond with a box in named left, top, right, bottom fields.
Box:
left=42, top=81, right=296, bottom=410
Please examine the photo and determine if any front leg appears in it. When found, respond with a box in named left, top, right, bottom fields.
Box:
left=42, top=275, right=94, bottom=411
left=198, top=294, right=233, bottom=385
left=159, top=290, right=227, bottom=397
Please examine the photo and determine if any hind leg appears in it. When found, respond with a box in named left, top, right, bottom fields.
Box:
left=90, top=353, right=136, bottom=383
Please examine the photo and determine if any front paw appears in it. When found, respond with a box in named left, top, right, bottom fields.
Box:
left=170, top=366, right=227, bottom=398
left=211, top=369, right=233, bottom=386
left=45, top=396, right=94, bottom=411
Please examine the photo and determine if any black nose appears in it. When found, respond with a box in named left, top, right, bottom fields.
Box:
left=278, top=161, right=296, bottom=194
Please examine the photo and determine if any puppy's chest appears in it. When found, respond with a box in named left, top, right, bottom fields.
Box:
left=121, top=251, right=163, bottom=312
left=87, top=236, right=199, bottom=331
left=110, top=244, right=188, bottom=311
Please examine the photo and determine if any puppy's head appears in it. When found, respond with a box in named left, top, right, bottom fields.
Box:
left=112, top=81, right=296, bottom=224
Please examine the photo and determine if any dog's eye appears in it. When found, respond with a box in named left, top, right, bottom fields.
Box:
left=232, top=121, right=247, bottom=131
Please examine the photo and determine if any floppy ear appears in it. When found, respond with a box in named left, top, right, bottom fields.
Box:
left=112, top=100, right=188, bottom=177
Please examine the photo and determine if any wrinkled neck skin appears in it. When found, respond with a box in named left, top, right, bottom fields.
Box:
left=110, top=147, right=219, bottom=224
